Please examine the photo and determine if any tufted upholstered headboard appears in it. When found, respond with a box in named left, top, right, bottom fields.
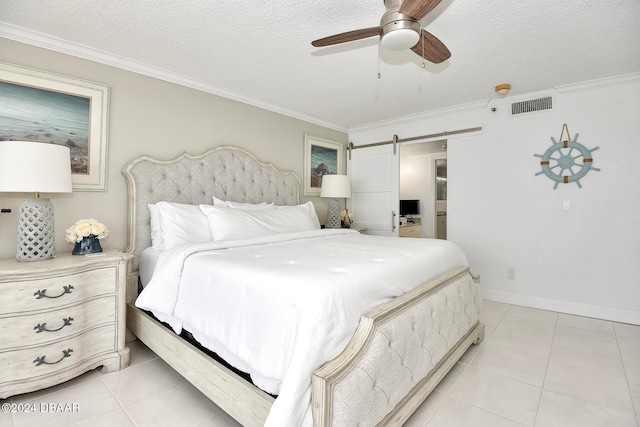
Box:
left=121, top=145, right=300, bottom=274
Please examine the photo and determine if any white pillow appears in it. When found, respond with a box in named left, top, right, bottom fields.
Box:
left=148, top=204, right=163, bottom=249
left=200, top=201, right=320, bottom=241
left=212, top=196, right=274, bottom=210
left=152, top=201, right=213, bottom=250
left=274, top=201, right=321, bottom=228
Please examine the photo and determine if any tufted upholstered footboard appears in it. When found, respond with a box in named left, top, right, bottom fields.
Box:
left=312, top=266, right=483, bottom=426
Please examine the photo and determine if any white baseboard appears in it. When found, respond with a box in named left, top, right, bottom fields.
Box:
left=480, top=289, right=640, bottom=326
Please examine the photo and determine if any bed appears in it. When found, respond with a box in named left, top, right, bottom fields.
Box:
left=122, top=145, right=484, bottom=427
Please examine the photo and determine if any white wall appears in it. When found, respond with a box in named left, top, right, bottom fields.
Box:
left=350, top=74, right=640, bottom=324
left=0, top=39, right=347, bottom=259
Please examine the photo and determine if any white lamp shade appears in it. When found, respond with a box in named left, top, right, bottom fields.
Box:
left=320, top=175, right=351, bottom=198
left=0, top=140, right=72, bottom=193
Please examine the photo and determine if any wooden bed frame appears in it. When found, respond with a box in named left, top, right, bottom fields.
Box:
left=122, top=145, right=484, bottom=426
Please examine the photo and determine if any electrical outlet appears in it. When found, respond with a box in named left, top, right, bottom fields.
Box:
left=507, top=267, right=516, bottom=280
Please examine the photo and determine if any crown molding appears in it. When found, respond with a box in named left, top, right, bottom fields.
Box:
left=350, top=100, right=487, bottom=133
left=351, top=72, right=640, bottom=133
left=554, top=72, right=640, bottom=93
left=0, top=22, right=348, bottom=133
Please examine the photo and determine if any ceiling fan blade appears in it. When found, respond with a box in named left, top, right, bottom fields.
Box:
left=410, top=29, right=451, bottom=63
left=311, top=27, right=381, bottom=47
left=400, top=0, right=443, bottom=20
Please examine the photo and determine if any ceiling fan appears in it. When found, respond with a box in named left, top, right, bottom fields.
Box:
left=311, top=0, right=451, bottom=64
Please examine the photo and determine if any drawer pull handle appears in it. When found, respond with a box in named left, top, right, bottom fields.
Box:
left=33, top=285, right=74, bottom=299
left=34, top=317, right=74, bottom=333
left=33, top=348, right=73, bottom=366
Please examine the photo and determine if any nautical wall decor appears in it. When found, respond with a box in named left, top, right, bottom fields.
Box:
left=534, top=124, right=600, bottom=189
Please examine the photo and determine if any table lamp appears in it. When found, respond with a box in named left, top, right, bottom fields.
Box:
left=320, top=174, right=351, bottom=229
left=0, top=141, right=72, bottom=261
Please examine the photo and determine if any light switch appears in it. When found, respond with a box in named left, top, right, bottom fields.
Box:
left=562, top=200, right=571, bottom=211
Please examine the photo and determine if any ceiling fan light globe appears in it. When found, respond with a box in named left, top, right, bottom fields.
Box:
left=381, top=28, right=420, bottom=50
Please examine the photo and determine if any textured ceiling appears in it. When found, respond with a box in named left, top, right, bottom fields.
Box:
left=1, top=0, right=639, bottom=131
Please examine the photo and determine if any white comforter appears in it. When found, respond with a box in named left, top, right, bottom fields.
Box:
left=135, top=229, right=468, bottom=427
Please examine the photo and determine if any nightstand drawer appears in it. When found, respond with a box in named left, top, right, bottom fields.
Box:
left=0, top=324, right=116, bottom=384
left=0, top=296, right=116, bottom=350
left=399, top=225, right=421, bottom=237
left=0, top=267, right=116, bottom=315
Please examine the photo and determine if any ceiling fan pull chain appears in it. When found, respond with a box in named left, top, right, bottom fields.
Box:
left=421, top=28, right=426, bottom=68
left=377, top=42, right=382, bottom=79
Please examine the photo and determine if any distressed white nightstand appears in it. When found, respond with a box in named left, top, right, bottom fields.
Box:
left=0, top=252, right=132, bottom=398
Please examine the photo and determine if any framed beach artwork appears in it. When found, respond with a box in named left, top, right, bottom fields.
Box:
left=303, top=134, right=344, bottom=196
left=0, top=62, right=109, bottom=191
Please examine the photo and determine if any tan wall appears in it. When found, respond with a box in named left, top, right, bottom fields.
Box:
left=0, top=38, right=347, bottom=259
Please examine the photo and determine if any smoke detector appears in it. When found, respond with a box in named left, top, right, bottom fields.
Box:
left=495, top=84, right=511, bottom=96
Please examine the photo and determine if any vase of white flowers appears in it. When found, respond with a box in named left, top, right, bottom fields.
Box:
left=66, top=219, right=109, bottom=255
left=340, top=209, right=354, bottom=228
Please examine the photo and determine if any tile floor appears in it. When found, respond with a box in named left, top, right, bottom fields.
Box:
left=2, top=301, right=638, bottom=427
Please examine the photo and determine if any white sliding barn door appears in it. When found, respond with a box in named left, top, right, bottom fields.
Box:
left=347, top=144, right=399, bottom=236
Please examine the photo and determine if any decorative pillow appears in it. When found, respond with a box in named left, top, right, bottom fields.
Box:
left=200, top=201, right=320, bottom=241
left=212, top=196, right=274, bottom=210
left=151, top=201, right=213, bottom=250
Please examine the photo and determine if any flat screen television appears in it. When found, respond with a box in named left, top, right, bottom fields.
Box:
left=400, top=199, right=420, bottom=216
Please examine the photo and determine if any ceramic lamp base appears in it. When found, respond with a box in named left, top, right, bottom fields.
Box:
left=326, top=201, right=341, bottom=229
left=16, top=198, right=55, bottom=262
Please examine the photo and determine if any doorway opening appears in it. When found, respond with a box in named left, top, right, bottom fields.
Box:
left=435, top=157, right=447, bottom=239
left=399, top=140, right=447, bottom=239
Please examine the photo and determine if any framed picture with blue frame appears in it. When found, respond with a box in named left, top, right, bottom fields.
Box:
left=303, top=134, right=344, bottom=196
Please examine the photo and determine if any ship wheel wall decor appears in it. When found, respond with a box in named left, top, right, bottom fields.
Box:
left=534, top=125, right=600, bottom=189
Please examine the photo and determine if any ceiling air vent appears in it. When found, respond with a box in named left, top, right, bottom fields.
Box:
left=511, top=96, right=553, bottom=115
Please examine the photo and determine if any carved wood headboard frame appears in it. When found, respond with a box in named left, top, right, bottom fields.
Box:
left=121, top=145, right=301, bottom=279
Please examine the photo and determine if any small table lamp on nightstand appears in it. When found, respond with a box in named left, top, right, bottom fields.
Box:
left=0, top=141, right=72, bottom=261
left=320, top=174, right=351, bottom=229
